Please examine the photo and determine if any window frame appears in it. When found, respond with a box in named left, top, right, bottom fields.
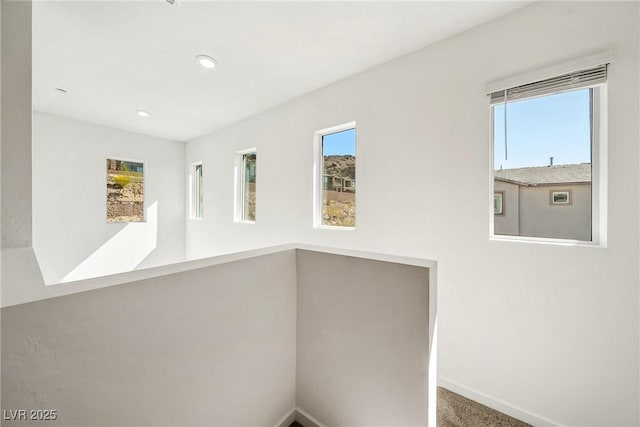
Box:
left=106, top=157, right=146, bottom=223
left=488, top=69, right=608, bottom=247
left=189, top=162, right=203, bottom=220
left=313, top=121, right=357, bottom=230
left=550, top=190, right=571, bottom=206
left=234, top=148, right=257, bottom=224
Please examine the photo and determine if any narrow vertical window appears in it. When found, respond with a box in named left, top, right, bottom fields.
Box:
left=191, top=163, right=203, bottom=220
left=314, top=123, right=356, bottom=228
left=242, top=152, right=257, bottom=221
left=235, top=149, right=257, bottom=223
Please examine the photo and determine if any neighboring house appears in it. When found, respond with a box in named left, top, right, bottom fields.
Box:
left=343, top=177, right=356, bottom=192
left=494, top=163, right=591, bottom=241
left=323, top=174, right=356, bottom=192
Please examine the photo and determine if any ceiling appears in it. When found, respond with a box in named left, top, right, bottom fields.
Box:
left=33, top=1, right=531, bottom=142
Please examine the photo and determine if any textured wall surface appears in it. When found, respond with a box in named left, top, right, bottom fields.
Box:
left=185, top=2, right=639, bottom=424
left=296, top=250, right=430, bottom=426
left=32, top=112, right=186, bottom=285
left=1, top=0, right=31, bottom=248
left=1, top=251, right=297, bottom=426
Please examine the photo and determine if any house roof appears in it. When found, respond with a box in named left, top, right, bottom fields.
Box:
left=494, top=163, right=591, bottom=186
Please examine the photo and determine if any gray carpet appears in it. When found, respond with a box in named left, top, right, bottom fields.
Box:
left=290, top=387, right=531, bottom=426
left=437, top=387, right=532, bottom=427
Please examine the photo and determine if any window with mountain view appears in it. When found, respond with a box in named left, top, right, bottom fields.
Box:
left=242, top=152, right=257, bottom=222
left=235, top=149, right=256, bottom=223
left=319, top=127, right=356, bottom=228
left=491, top=64, right=607, bottom=242
left=106, top=158, right=144, bottom=223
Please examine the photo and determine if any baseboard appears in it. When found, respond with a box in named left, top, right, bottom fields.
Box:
left=273, top=407, right=296, bottom=427
left=294, top=407, right=326, bottom=427
left=272, top=406, right=327, bottom=427
left=438, top=377, right=564, bottom=427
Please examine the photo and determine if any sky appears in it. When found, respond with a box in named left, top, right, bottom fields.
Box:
left=323, top=128, right=356, bottom=156
left=493, top=88, right=591, bottom=170
left=320, top=89, right=590, bottom=165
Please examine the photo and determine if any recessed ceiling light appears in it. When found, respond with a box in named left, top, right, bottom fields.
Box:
left=196, top=55, right=217, bottom=69
left=55, top=88, right=67, bottom=94
left=136, top=110, right=150, bottom=118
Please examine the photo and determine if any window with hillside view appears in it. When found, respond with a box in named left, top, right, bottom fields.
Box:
left=491, top=64, right=607, bottom=242
left=241, top=151, right=256, bottom=222
left=106, top=159, right=144, bottom=223
left=319, top=127, right=356, bottom=228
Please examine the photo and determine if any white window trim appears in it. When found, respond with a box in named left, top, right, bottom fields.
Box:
left=189, top=161, right=203, bottom=220
left=313, top=121, right=357, bottom=230
left=234, top=148, right=257, bottom=224
left=488, top=83, right=608, bottom=248
left=105, top=157, right=147, bottom=223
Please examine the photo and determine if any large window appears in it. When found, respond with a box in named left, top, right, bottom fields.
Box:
left=314, top=123, right=356, bottom=228
left=106, top=158, right=144, bottom=223
left=490, top=64, right=607, bottom=243
left=191, top=162, right=203, bottom=220
left=235, top=149, right=256, bottom=223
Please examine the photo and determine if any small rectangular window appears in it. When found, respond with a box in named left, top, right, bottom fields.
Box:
left=106, top=158, right=144, bottom=223
left=191, top=163, right=203, bottom=220
left=314, top=123, right=356, bottom=228
left=235, top=149, right=257, bottom=223
left=490, top=64, right=607, bottom=243
left=494, top=192, right=504, bottom=215
left=551, top=190, right=571, bottom=205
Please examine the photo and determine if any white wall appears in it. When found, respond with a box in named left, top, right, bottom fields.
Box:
left=296, top=250, right=430, bottom=426
left=33, top=112, right=185, bottom=284
left=2, top=250, right=297, bottom=427
left=1, top=0, right=31, bottom=249
left=185, top=2, right=639, bottom=426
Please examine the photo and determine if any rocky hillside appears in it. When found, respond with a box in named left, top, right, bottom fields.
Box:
left=107, top=172, right=144, bottom=222
left=324, top=155, right=355, bottom=179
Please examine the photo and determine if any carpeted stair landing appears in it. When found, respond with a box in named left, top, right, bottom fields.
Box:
left=289, top=387, right=532, bottom=427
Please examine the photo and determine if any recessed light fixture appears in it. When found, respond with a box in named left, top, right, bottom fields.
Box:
left=136, top=110, right=150, bottom=118
left=55, top=88, right=68, bottom=94
left=196, top=55, right=217, bottom=69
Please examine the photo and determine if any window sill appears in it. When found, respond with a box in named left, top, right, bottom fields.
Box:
left=235, top=220, right=256, bottom=225
left=314, top=225, right=356, bottom=231
left=490, top=234, right=605, bottom=248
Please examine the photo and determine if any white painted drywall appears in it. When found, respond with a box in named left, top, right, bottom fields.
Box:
left=296, top=250, right=430, bottom=426
left=1, top=250, right=297, bottom=427
left=185, top=2, right=639, bottom=425
left=0, top=0, right=4, bottom=411
left=32, top=112, right=185, bottom=284
left=1, top=0, right=31, bottom=249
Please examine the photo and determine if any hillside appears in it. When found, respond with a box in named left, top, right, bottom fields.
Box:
left=324, top=155, right=355, bottom=179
